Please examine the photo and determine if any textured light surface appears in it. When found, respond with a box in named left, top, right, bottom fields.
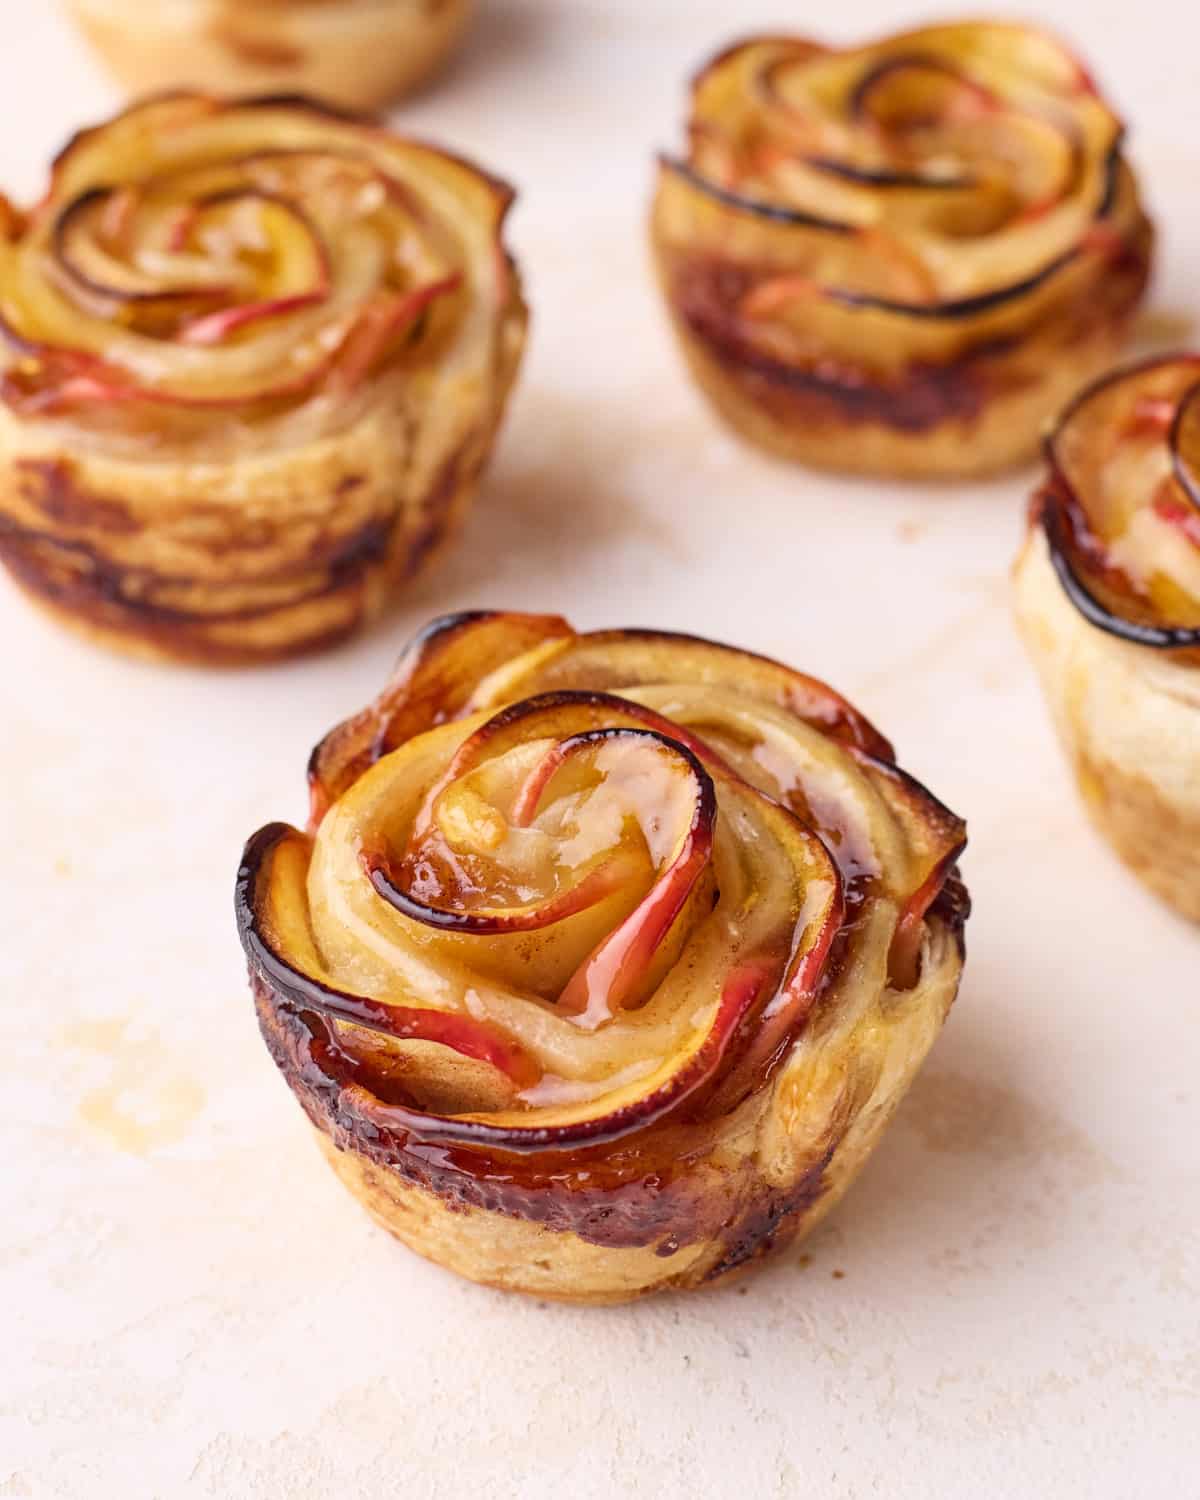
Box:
left=1, top=0, right=1198, bottom=1494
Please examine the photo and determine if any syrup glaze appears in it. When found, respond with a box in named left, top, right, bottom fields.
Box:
left=1037, top=354, right=1200, bottom=657
left=238, top=613, right=969, bottom=1259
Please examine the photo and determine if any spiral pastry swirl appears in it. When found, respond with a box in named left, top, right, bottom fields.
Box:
left=652, top=22, right=1153, bottom=478
left=1015, top=356, right=1200, bottom=922
left=65, top=0, right=473, bottom=113
left=0, top=95, right=525, bottom=661
left=237, top=612, right=969, bottom=1301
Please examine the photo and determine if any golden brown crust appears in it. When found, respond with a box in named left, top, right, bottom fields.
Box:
left=237, top=613, right=970, bottom=1301
left=66, top=0, right=473, bottom=112
left=0, top=96, right=526, bottom=663
left=651, top=24, right=1153, bottom=478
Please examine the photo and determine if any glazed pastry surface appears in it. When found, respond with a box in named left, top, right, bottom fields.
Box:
left=0, top=95, right=525, bottom=661
left=1015, top=355, right=1200, bottom=920
left=238, top=612, right=969, bottom=1301
left=65, top=0, right=473, bottom=112
left=652, top=22, right=1153, bottom=477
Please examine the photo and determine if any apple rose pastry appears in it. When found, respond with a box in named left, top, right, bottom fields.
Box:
left=236, top=611, right=970, bottom=1302
left=651, top=22, right=1153, bottom=478
left=65, top=0, right=472, bottom=112
left=0, top=95, right=525, bottom=662
left=1015, top=356, right=1200, bottom=922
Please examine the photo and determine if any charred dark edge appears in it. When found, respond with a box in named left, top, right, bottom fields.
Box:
left=364, top=720, right=716, bottom=933
left=846, top=749, right=969, bottom=980
left=928, top=865, right=971, bottom=961
left=804, top=156, right=975, bottom=191
left=1040, top=501, right=1200, bottom=649
left=660, top=140, right=1124, bottom=322
left=1040, top=352, right=1200, bottom=650
left=307, top=614, right=894, bottom=792
left=827, top=146, right=1121, bottom=320
left=851, top=747, right=967, bottom=849
left=307, top=610, right=571, bottom=814
left=236, top=818, right=748, bottom=1157
left=674, top=292, right=1005, bottom=433
left=1043, top=349, right=1200, bottom=450
left=236, top=824, right=431, bottom=1041
left=0, top=428, right=483, bottom=665
left=50, top=189, right=227, bottom=308
left=701, top=1149, right=833, bottom=1279
left=658, top=155, right=855, bottom=232
left=259, top=973, right=846, bottom=1257
left=828, top=248, right=1079, bottom=320
left=244, top=645, right=963, bottom=1159
left=49, top=182, right=334, bottom=315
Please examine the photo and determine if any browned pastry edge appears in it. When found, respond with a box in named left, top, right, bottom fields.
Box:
left=651, top=223, right=1153, bottom=479
left=0, top=433, right=484, bottom=666
left=248, top=884, right=967, bottom=1300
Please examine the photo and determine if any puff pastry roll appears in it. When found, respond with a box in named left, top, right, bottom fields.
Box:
left=66, top=0, right=472, bottom=112
left=652, top=22, right=1152, bottom=477
left=1015, top=356, right=1200, bottom=922
left=237, top=612, right=970, bottom=1302
left=0, top=96, right=525, bottom=661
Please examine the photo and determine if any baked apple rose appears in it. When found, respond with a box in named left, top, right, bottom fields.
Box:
left=0, top=95, right=525, bottom=662
left=237, top=612, right=969, bottom=1302
left=651, top=22, right=1153, bottom=478
left=66, top=0, right=473, bottom=113
left=1015, top=356, right=1200, bottom=922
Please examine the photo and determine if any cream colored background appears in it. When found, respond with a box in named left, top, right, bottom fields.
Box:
left=1, top=2, right=1197, bottom=1495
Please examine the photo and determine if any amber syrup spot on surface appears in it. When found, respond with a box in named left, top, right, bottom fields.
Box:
left=57, top=1016, right=206, bottom=1155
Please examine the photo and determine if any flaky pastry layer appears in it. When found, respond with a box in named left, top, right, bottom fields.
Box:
left=238, top=612, right=970, bottom=1300
left=1015, top=527, right=1200, bottom=922
left=0, top=96, right=526, bottom=662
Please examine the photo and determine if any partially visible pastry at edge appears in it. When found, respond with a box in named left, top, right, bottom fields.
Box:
left=237, top=611, right=969, bottom=1302
left=0, top=95, right=525, bottom=662
left=1014, top=355, right=1200, bottom=922
left=651, top=22, right=1153, bottom=478
left=65, top=0, right=473, bottom=112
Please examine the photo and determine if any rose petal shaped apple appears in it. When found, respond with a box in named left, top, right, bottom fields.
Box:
left=651, top=21, right=1153, bottom=478
left=0, top=95, right=525, bottom=661
left=237, top=612, right=970, bottom=1302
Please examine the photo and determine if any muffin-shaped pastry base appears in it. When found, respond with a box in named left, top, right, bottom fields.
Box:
left=263, top=928, right=964, bottom=1303
left=66, top=0, right=473, bottom=112
left=1014, top=355, right=1200, bottom=922
left=238, top=612, right=970, bottom=1302
left=0, top=392, right=514, bottom=663
left=1015, top=530, right=1200, bottom=922
left=657, top=286, right=1149, bottom=480
left=0, top=96, right=525, bottom=664
left=652, top=23, right=1153, bottom=479
left=0, top=359, right=523, bottom=663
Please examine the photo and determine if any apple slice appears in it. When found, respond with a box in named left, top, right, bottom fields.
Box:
left=237, top=822, right=541, bottom=1089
